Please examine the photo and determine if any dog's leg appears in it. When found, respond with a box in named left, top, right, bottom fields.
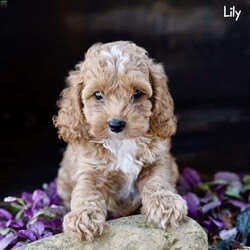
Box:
left=63, top=167, right=107, bottom=241
left=141, top=160, right=187, bottom=228
left=56, top=168, right=73, bottom=210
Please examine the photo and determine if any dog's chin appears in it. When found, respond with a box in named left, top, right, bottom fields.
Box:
left=111, top=131, right=148, bottom=140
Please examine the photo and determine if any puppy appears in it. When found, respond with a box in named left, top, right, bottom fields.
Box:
left=53, top=41, right=187, bottom=241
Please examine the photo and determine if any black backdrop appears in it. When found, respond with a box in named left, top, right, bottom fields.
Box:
left=0, top=0, right=249, bottom=199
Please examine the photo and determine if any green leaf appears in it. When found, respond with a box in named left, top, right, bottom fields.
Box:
left=206, top=179, right=228, bottom=186
left=216, top=240, right=228, bottom=249
left=225, top=181, right=242, bottom=199
left=29, top=207, right=59, bottom=225
left=33, top=208, right=57, bottom=219
left=243, top=184, right=250, bottom=192
left=243, top=175, right=250, bottom=185
left=236, top=207, right=250, bottom=245
left=6, top=203, right=22, bottom=215
left=0, top=228, right=11, bottom=236
left=15, top=198, right=26, bottom=207
left=209, top=240, right=228, bottom=250
left=197, top=183, right=211, bottom=192
left=15, top=208, right=24, bottom=220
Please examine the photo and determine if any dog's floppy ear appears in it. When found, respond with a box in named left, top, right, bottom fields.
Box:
left=53, top=62, right=89, bottom=143
left=148, top=60, right=177, bottom=139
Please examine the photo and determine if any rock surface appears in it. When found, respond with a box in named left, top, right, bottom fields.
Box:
left=19, top=215, right=208, bottom=250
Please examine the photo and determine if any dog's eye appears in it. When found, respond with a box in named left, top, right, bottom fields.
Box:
left=133, top=90, right=142, bottom=100
left=94, top=91, right=103, bottom=101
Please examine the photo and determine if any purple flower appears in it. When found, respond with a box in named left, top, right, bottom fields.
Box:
left=225, top=200, right=247, bottom=211
left=177, top=167, right=201, bottom=195
left=183, top=192, right=200, bottom=218
left=183, top=167, right=201, bottom=187
left=11, top=241, right=25, bottom=249
left=21, top=192, right=32, bottom=204
left=215, top=172, right=240, bottom=183
left=10, top=219, right=24, bottom=229
left=178, top=168, right=250, bottom=248
left=0, top=208, right=12, bottom=221
left=0, top=180, right=65, bottom=249
left=203, top=220, right=213, bottom=232
left=208, top=216, right=224, bottom=227
left=201, top=199, right=221, bottom=214
left=18, top=229, right=36, bottom=242
left=200, top=192, right=213, bottom=204
left=0, top=232, right=17, bottom=250
left=31, top=190, right=44, bottom=210
left=28, top=221, right=45, bottom=240
left=42, top=218, right=63, bottom=231
left=43, top=182, right=61, bottom=205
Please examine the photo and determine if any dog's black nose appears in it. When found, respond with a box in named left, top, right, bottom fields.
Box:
left=108, top=119, right=126, bottom=133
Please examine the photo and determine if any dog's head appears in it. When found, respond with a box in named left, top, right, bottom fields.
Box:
left=53, top=41, right=176, bottom=143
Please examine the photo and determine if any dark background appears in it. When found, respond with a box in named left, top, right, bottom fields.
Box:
left=0, top=0, right=249, bottom=199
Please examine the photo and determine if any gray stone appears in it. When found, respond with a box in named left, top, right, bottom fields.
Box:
left=19, top=215, right=208, bottom=250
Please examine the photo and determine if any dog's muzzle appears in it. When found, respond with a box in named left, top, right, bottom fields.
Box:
left=108, top=119, right=126, bottom=133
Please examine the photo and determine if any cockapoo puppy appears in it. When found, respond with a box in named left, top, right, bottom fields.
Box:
left=53, top=41, right=187, bottom=241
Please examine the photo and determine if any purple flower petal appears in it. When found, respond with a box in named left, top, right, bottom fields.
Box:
left=23, top=207, right=33, bottom=217
left=11, top=241, right=25, bottom=249
left=215, top=185, right=226, bottom=201
left=0, top=221, right=7, bottom=228
left=21, top=192, right=32, bottom=204
left=183, top=192, right=200, bottom=218
left=42, top=218, right=63, bottom=231
left=202, top=199, right=221, bottom=214
left=177, top=175, right=192, bottom=195
left=18, top=229, right=36, bottom=241
left=42, top=232, right=53, bottom=239
left=200, top=192, right=213, bottom=203
left=6, top=220, right=12, bottom=227
left=208, top=216, right=225, bottom=227
left=202, top=220, right=214, bottom=232
left=10, top=219, right=24, bottom=229
left=0, top=208, right=12, bottom=221
left=28, top=221, right=45, bottom=239
left=32, top=190, right=44, bottom=210
left=225, top=200, right=247, bottom=210
left=0, top=180, right=65, bottom=247
left=43, top=182, right=56, bottom=197
left=32, top=190, right=43, bottom=204
left=215, top=172, right=239, bottom=182
left=183, top=167, right=201, bottom=187
left=0, top=232, right=17, bottom=250
left=214, top=184, right=224, bottom=192
left=44, top=181, right=61, bottom=205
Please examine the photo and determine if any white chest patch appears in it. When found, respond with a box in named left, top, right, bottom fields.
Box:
left=102, top=138, right=143, bottom=199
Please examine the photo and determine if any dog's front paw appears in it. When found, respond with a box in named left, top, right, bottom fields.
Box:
left=63, top=207, right=106, bottom=241
left=142, top=190, right=187, bottom=228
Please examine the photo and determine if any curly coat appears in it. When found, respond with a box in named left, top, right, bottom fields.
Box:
left=53, top=41, right=187, bottom=241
